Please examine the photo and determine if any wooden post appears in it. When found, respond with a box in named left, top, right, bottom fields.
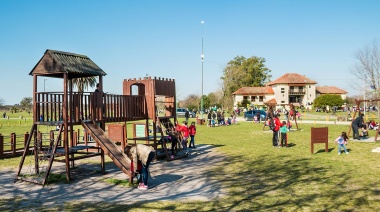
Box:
left=11, top=133, right=16, bottom=156
left=24, top=132, right=29, bottom=155
left=50, top=130, right=55, bottom=149
left=0, top=134, right=3, bottom=159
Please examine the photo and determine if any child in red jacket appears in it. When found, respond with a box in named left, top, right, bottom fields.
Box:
left=188, top=121, right=197, bottom=148
left=176, top=121, right=190, bottom=155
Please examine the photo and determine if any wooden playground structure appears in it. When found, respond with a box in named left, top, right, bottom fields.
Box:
left=15, top=49, right=183, bottom=185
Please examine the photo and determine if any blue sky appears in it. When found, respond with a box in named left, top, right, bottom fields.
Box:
left=0, top=0, right=379, bottom=105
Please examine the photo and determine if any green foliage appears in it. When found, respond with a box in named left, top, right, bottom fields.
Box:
left=222, top=55, right=272, bottom=98
left=72, top=77, right=97, bottom=92
left=20, top=97, right=32, bottom=112
left=239, top=99, right=251, bottom=107
left=200, top=95, right=211, bottom=110
left=314, top=94, right=345, bottom=108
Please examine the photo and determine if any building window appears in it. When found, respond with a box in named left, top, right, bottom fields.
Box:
left=290, top=86, right=294, bottom=93
left=251, top=96, right=257, bottom=101
left=281, top=90, right=285, bottom=93
left=299, top=86, right=303, bottom=92
left=243, top=96, right=248, bottom=100
left=281, top=101, right=285, bottom=103
left=259, top=96, right=263, bottom=102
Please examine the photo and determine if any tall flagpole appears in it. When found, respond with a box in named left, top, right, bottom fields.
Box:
left=201, top=20, right=205, bottom=119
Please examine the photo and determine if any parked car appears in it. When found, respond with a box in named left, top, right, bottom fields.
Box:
left=176, top=108, right=196, bottom=118
left=244, top=110, right=267, bottom=121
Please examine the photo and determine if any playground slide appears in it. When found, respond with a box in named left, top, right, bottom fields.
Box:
left=81, top=121, right=132, bottom=177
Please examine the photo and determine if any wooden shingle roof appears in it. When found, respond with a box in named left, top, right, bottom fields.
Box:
left=316, top=86, right=347, bottom=94
left=29, top=49, right=106, bottom=78
left=232, top=87, right=274, bottom=95
left=267, top=73, right=317, bottom=86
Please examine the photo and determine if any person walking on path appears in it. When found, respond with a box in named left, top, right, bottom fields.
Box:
left=188, top=121, right=197, bottom=148
left=176, top=121, right=190, bottom=155
left=185, top=109, right=190, bottom=123
left=335, top=132, right=349, bottom=155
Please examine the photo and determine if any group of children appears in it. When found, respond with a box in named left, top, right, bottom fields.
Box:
left=159, top=120, right=197, bottom=158
left=207, top=111, right=237, bottom=127
left=125, top=120, right=197, bottom=191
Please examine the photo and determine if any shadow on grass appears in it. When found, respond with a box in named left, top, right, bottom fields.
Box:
left=315, top=147, right=335, bottom=154
left=2, top=143, right=371, bottom=211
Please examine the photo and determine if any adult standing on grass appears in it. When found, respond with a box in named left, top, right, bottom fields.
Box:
left=352, top=113, right=364, bottom=140
left=271, top=114, right=282, bottom=147
left=185, top=109, right=190, bottom=123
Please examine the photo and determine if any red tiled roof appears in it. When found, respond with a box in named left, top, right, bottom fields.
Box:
left=267, top=73, right=317, bottom=86
left=265, top=98, right=277, bottom=105
left=316, top=86, right=347, bottom=94
left=232, top=87, right=274, bottom=95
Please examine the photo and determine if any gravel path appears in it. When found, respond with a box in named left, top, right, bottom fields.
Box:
left=0, top=144, right=226, bottom=206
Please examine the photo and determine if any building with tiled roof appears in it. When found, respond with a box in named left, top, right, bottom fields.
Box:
left=232, top=73, right=346, bottom=109
left=316, top=86, right=348, bottom=99
left=232, top=87, right=275, bottom=106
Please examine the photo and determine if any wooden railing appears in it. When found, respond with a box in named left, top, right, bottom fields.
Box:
left=35, top=92, right=147, bottom=124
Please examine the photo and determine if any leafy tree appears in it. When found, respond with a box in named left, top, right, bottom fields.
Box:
left=73, top=77, right=97, bottom=92
left=179, top=94, right=200, bottom=109
left=207, top=90, right=224, bottom=109
left=314, top=94, right=345, bottom=110
left=20, top=97, right=33, bottom=112
left=221, top=55, right=271, bottom=108
left=239, top=99, right=251, bottom=108
left=201, top=95, right=211, bottom=110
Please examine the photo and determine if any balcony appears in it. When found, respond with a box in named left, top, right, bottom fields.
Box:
left=289, top=90, right=305, bottom=95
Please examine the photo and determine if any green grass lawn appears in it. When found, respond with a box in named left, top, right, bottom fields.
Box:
left=2, top=117, right=380, bottom=211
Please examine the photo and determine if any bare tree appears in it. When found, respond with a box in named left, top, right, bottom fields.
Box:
left=351, top=39, right=380, bottom=99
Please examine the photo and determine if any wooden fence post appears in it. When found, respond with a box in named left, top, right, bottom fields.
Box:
left=0, top=134, right=3, bottom=159
left=24, top=132, right=29, bottom=155
left=11, top=133, right=16, bottom=156
left=50, top=130, right=55, bottom=149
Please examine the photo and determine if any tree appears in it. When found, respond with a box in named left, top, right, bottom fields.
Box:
left=313, top=94, right=345, bottom=111
left=20, top=97, right=33, bottom=112
left=351, top=39, right=380, bottom=99
left=207, top=90, right=224, bottom=109
left=72, top=77, right=97, bottom=92
left=178, top=94, right=200, bottom=111
left=221, top=55, right=272, bottom=108
left=0, top=98, right=4, bottom=108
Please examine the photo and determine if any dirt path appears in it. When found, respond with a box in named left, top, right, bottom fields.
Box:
left=0, top=145, right=226, bottom=206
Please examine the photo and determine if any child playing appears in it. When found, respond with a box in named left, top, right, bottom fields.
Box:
left=188, top=121, right=197, bottom=148
left=287, top=121, right=292, bottom=131
left=280, top=121, right=288, bottom=147
left=125, top=144, right=155, bottom=190
left=176, top=121, right=190, bottom=155
left=335, top=132, right=349, bottom=155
